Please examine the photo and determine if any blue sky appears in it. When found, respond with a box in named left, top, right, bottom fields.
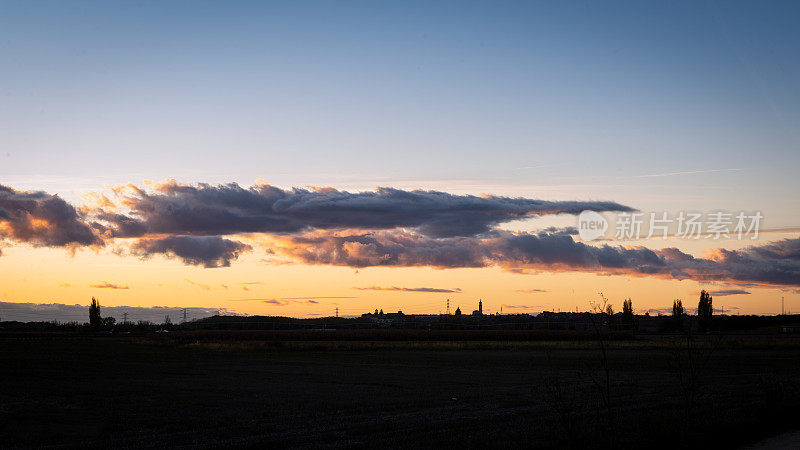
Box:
left=1, top=0, right=798, bottom=224
left=1, top=1, right=799, bottom=319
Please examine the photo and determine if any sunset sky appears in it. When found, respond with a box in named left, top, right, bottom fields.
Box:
left=1, top=1, right=799, bottom=321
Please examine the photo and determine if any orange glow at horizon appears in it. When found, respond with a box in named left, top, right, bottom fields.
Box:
left=1, top=232, right=797, bottom=319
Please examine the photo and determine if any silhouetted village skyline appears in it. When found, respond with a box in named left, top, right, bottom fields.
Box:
left=3, top=294, right=798, bottom=335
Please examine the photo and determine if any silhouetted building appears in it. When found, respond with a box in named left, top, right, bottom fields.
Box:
left=472, top=300, right=483, bottom=316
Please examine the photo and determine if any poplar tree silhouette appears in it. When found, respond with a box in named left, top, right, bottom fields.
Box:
left=622, top=298, right=634, bottom=330
left=89, top=297, right=101, bottom=331
left=672, top=299, right=684, bottom=330
left=697, top=290, right=713, bottom=332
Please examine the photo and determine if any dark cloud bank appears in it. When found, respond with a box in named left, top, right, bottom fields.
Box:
left=131, top=236, right=252, bottom=268
left=274, top=230, right=800, bottom=288
left=94, top=181, right=632, bottom=238
left=2, top=181, right=630, bottom=267
left=0, top=185, right=101, bottom=248
left=0, top=301, right=234, bottom=323
left=2, top=181, right=799, bottom=289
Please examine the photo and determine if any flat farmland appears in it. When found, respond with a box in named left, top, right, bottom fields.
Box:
left=1, top=335, right=798, bottom=449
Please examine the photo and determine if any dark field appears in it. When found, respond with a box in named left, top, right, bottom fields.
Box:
left=2, top=334, right=799, bottom=449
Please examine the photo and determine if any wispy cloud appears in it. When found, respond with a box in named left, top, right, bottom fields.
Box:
left=263, top=299, right=323, bottom=306
left=354, top=286, right=461, bottom=293
left=502, top=304, right=541, bottom=310
left=515, top=289, right=548, bottom=294
left=184, top=279, right=211, bottom=290
left=705, top=289, right=751, bottom=296
left=240, top=282, right=264, bottom=291
left=630, top=168, right=744, bottom=178
left=89, top=281, right=129, bottom=290
left=513, top=163, right=567, bottom=171
left=231, top=296, right=356, bottom=303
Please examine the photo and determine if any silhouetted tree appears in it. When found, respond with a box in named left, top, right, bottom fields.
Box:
left=673, top=299, right=684, bottom=331
left=672, top=299, right=684, bottom=317
left=605, top=304, right=614, bottom=330
left=101, top=316, right=116, bottom=329
left=89, top=297, right=101, bottom=331
left=698, top=290, right=713, bottom=331
left=588, top=293, right=616, bottom=448
left=622, top=298, right=634, bottom=330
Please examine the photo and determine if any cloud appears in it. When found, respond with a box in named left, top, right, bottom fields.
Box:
left=89, top=281, right=130, bottom=290
left=184, top=279, right=211, bottom=290
left=1, top=181, right=633, bottom=270
left=705, top=289, right=751, bottom=296
left=0, top=301, right=240, bottom=323
left=501, top=304, right=541, bottom=310
left=538, top=226, right=578, bottom=236
left=0, top=185, right=101, bottom=249
left=516, top=289, right=548, bottom=293
left=233, top=296, right=354, bottom=302
left=630, top=168, right=743, bottom=178
left=231, top=296, right=354, bottom=306
left=131, top=236, right=252, bottom=268
left=12, top=182, right=798, bottom=290
left=354, top=286, right=461, bottom=293
left=645, top=307, right=683, bottom=315
left=262, top=298, right=323, bottom=306
left=268, top=230, right=800, bottom=288
left=269, top=230, right=492, bottom=268
left=93, top=180, right=633, bottom=238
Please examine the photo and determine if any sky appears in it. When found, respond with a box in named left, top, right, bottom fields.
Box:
left=1, top=0, right=799, bottom=322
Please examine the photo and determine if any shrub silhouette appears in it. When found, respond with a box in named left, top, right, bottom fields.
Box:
left=101, top=316, right=116, bottom=329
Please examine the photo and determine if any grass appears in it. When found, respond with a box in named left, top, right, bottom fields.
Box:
left=1, top=335, right=798, bottom=448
